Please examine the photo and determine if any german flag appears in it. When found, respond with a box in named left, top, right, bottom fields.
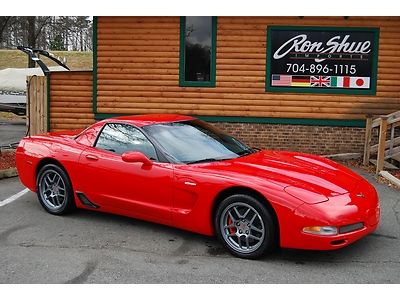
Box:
left=291, top=75, right=311, bottom=87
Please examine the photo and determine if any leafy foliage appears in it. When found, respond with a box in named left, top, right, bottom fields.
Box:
left=49, top=34, right=66, bottom=51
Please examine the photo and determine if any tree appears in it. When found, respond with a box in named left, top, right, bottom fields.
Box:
left=0, top=17, right=12, bottom=46
left=26, top=16, right=53, bottom=67
left=50, top=34, right=66, bottom=51
left=0, top=16, right=93, bottom=66
left=27, top=16, right=36, bottom=67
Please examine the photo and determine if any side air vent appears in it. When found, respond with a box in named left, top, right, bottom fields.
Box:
left=330, top=239, right=346, bottom=246
left=76, top=192, right=100, bottom=208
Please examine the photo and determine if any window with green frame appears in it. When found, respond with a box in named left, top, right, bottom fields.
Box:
left=179, top=16, right=217, bottom=87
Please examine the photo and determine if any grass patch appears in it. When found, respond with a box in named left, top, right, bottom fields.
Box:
left=0, top=112, right=25, bottom=120
left=0, top=49, right=92, bottom=71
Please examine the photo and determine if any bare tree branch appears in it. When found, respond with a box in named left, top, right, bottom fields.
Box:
left=34, top=16, right=52, bottom=41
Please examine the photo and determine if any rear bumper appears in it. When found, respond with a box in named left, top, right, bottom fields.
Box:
left=280, top=179, right=380, bottom=250
left=16, top=142, right=39, bottom=192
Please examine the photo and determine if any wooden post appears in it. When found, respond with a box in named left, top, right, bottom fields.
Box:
left=26, top=76, right=30, bottom=131
left=363, top=115, right=373, bottom=166
left=376, top=116, right=388, bottom=174
left=389, top=124, right=395, bottom=156
left=26, top=75, right=48, bottom=135
left=28, top=75, right=36, bottom=135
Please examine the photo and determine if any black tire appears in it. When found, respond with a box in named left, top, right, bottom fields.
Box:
left=36, top=163, right=76, bottom=215
left=214, top=194, right=277, bottom=259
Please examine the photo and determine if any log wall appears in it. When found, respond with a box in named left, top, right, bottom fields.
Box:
left=49, top=71, right=94, bottom=131
left=96, top=16, right=400, bottom=120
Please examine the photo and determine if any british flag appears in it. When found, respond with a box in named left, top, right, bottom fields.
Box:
left=311, top=76, right=331, bottom=87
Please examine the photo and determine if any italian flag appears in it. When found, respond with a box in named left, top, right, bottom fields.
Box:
left=331, top=76, right=370, bottom=89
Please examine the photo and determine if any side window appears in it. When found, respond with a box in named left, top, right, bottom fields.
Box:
left=95, top=123, right=158, bottom=160
left=179, top=16, right=217, bottom=87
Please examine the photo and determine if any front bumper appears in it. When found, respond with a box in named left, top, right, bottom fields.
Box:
left=286, top=221, right=378, bottom=250
left=280, top=179, right=380, bottom=250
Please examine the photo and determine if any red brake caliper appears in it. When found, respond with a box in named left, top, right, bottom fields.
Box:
left=227, top=216, right=236, bottom=234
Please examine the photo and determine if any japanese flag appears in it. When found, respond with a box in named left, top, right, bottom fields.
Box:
left=350, top=77, right=370, bottom=89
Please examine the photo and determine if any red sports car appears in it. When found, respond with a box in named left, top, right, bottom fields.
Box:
left=16, top=114, right=380, bottom=259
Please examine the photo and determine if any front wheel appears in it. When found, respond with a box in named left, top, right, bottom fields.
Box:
left=36, top=164, right=75, bottom=215
left=215, top=194, right=277, bottom=259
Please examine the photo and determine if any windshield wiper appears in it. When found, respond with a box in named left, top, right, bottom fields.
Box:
left=187, top=157, right=236, bottom=164
left=237, top=149, right=256, bottom=156
left=187, top=158, right=219, bottom=165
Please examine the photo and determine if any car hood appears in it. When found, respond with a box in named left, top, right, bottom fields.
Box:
left=197, top=150, right=362, bottom=198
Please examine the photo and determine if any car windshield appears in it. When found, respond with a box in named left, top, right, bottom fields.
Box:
left=143, top=120, right=254, bottom=164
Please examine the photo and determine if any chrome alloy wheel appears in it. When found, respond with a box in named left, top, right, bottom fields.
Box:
left=220, top=202, right=265, bottom=254
left=39, top=169, right=67, bottom=210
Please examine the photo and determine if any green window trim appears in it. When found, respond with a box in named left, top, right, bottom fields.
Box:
left=46, top=73, right=51, bottom=131
left=179, top=16, right=217, bottom=87
left=265, top=25, right=380, bottom=95
left=92, top=16, right=98, bottom=115
left=94, top=113, right=365, bottom=128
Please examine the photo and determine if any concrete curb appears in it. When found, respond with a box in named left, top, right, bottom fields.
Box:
left=324, top=153, right=362, bottom=160
left=379, top=171, right=400, bottom=189
left=0, top=167, right=18, bottom=179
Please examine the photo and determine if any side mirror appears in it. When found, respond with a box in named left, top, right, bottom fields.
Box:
left=121, top=151, right=153, bottom=166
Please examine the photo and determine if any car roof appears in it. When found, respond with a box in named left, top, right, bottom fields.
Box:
left=102, top=114, right=196, bottom=127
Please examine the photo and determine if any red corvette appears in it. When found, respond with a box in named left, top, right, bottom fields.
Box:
left=16, top=114, right=380, bottom=259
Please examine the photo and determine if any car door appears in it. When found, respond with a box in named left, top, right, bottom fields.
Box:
left=77, top=122, right=173, bottom=224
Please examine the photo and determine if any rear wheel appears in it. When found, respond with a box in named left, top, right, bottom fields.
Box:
left=215, top=194, right=277, bottom=259
left=36, top=164, right=75, bottom=215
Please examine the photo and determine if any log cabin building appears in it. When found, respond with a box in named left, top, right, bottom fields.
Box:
left=48, top=16, right=400, bottom=155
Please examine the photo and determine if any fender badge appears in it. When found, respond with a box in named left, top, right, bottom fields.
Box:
left=356, top=193, right=365, bottom=198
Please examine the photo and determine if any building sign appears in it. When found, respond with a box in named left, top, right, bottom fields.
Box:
left=266, top=26, right=379, bottom=95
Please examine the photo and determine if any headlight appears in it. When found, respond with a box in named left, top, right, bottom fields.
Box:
left=303, top=226, right=338, bottom=236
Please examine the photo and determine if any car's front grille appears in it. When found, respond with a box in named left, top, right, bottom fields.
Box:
left=339, top=222, right=364, bottom=234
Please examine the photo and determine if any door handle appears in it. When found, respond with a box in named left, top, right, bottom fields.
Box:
left=184, top=181, right=197, bottom=186
left=86, top=154, right=99, bottom=161
left=178, top=178, right=198, bottom=188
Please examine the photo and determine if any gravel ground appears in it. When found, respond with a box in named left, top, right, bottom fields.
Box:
left=0, top=150, right=16, bottom=170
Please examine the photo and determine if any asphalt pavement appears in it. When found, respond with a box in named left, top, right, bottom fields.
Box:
left=0, top=119, right=26, bottom=147
left=0, top=167, right=399, bottom=283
